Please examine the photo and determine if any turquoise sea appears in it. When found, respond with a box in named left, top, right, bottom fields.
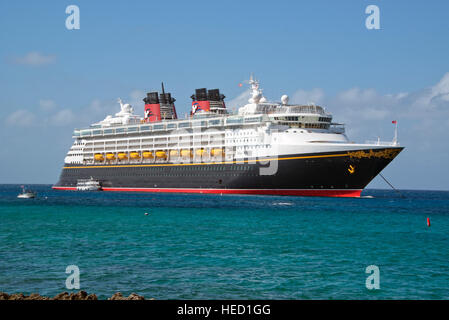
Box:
left=0, top=184, right=448, bottom=299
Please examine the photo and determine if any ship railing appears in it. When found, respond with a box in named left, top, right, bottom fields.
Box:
left=365, top=140, right=400, bottom=147
left=258, top=105, right=329, bottom=116
left=72, top=115, right=268, bottom=138
left=329, top=124, right=345, bottom=134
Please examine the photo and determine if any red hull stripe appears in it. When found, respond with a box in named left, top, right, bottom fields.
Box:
left=52, top=186, right=362, bottom=197
left=52, top=187, right=77, bottom=191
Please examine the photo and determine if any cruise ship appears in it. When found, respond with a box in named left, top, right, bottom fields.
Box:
left=53, top=76, right=403, bottom=197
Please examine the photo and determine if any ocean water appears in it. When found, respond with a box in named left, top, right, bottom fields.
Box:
left=0, top=185, right=448, bottom=300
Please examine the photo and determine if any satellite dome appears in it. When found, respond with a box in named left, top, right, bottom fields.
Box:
left=281, top=95, right=289, bottom=105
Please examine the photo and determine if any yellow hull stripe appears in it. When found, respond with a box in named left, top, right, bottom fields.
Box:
left=63, top=153, right=349, bottom=169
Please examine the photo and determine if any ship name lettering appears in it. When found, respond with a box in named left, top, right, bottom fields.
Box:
left=347, top=149, right=399, bottom=160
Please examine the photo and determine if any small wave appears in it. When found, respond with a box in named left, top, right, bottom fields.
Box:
left=360, top=196, right=374, bottom=199
left=273, top=202, right=294, bottom=206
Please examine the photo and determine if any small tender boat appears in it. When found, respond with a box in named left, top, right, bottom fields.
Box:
left=130, top=152, right=141, bottom=159
left=17, top=185, right=36, bottom=199
left=94, top=153, right=104, bottom=161
left=118, top=153, right=128, bottom=160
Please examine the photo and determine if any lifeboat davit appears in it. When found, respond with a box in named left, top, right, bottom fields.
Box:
left=130, top=152, right=140, bottom=159
left=156, top=151, right=167, bottom=159
left=94, top=154, right=104, bottom=161
left=118, top=153, right=128, bottom=160
left=181, top=149, right=192, bottom=157
left=106, top=153, right=115, bottom=160
left=211, top=148, right=224, bottom=157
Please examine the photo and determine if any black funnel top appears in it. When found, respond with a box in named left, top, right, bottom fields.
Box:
left=159, top=92, right=176, bottom=104
left=194, top=88, right=208, bottom=101
left=208, top=89, right=226, bottom=101
left=143, top=92, right=159, bottom=104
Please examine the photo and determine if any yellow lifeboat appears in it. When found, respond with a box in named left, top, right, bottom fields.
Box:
left=130, top=152, right=140, bottom=159
left=106, top=153, right=115, bottom=160
left=156, top=151, right=167, bottom=159
left=181, top=149, right=192, bottom=157
left=118, top=153, right=128, bottom=160
left=170, top=150, right=179, bottom=157
left=211, top=148, right=224, bottom=157
left=196, top=148, right=206, bottom=156
left=94, top=154, right=104, bottom=161
left=143, top=151, right=153, bottom=159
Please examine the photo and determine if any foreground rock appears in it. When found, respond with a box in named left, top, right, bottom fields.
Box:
left=108, top=292, right=145, bottom=300
left=0, top=291, right=148, bottom=300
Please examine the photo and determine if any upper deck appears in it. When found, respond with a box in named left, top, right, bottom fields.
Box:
left=73, top=109, right=343, bottom=140
left=72, top=76, right=343, bottom=139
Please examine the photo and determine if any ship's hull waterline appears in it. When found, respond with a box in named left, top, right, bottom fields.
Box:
left=53, top=147, right=403, bottom=197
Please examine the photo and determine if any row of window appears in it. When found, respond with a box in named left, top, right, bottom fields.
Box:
left=278, top=122, right=330, bottom=129
left=274, top=116, right=332, bottom=123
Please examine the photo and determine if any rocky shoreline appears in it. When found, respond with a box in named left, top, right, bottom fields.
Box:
left=0, top=291, right=149, bottom=300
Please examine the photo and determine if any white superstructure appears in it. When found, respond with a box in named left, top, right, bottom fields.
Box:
left=64, top=76, right=398, bottom=166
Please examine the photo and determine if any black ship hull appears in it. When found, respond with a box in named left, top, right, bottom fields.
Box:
left=53, top=147, right=403, bottom=197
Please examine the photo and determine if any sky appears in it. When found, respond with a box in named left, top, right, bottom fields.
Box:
left=0, top=0, right=448, bottom=190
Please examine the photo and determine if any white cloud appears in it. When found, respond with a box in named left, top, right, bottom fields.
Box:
left=226, top=89, right=250, bottom=112
left=6, top=75, right=449, bottom=145
left=291, top=88, right=325, bottom=105
left=224, top=73, right=449, bottom=146
left=11, top=52, right=56, bottom=66
left=129, top=90, right=145, bottom=112
left=5, top=110, right=36, bottom=126
left=87, top=99, right=110, bottom=117
left=5, top=99, right=71, bottom=127
left=75, top=91, right=147, bottom=126
left=49, top=109, right=75, bottom=126
left=430, top=72, right=449, bottom=102
left=396, top=92, right=409, bottom=100
left=336, top=88, right=378, bottom=104
left=327, top=73, right=449, bottom=144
